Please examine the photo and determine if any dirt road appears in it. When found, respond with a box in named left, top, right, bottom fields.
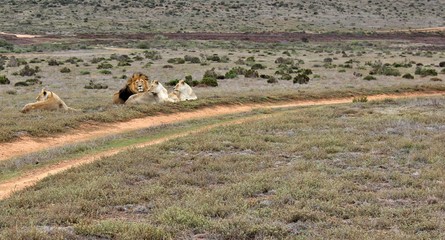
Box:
left=0, top=91, right=444, bottom=200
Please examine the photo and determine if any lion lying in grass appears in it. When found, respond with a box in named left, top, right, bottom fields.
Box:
left=112, top=72, right=150, bottom=104
left=126, top=80, right=178, bottom=104
left=172, top=80, right=198, bottom=101
left=21, top=88, right=79, bottom=113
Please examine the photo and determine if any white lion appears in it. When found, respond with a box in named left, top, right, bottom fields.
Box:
left=172, top=80, right=198, bottom=101
left=125, top=80, right=177, bottom=104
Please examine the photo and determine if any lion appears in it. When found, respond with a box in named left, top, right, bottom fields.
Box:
left=172, top=80, right=198, bottom=101
left=112, top=72, right=150, bottom=104
left=125, top=80, right=177, bottom=105
left=21, top=88, right=79, bottom=113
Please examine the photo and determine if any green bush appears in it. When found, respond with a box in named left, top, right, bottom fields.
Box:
left=0, top=75, right=10, bottom=84
left=293, top=74, right=309, bottom=84
left=184, top=55, right=201, bottom=63
left=99, top=69, right=112, bottom=75
left=19, top=65, right=39, bottom=76
left=200, top=76, right=218, bottom=87
left=167, top=58, right=185, bottom=64
left=48, top=59, right=60, bottom=66
left=251, top=63, right=266, bottom=70
left=84, top=80, right=108, bottom=89
left=415, top=67, right=437, bottom=77
left=402, top=73, right=414, bottom=79
left=60, top=67, right=71, bottom=73
left=244, top=69, right=259, bottom=78
left=363, top=75, right=377, bottom=81
left=97, top=62, right=113, bottom=69
left=430, top=77, right=442, bottom=82
left=144, top=50, right=162, bottom=60
left=80, top=70, right=90, bottom=75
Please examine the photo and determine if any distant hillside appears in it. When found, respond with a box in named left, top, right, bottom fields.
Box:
left=1, top=0, right=444, bottom=34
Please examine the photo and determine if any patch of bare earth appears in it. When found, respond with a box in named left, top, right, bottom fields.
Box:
left=0, top=92, right=444, bottom=200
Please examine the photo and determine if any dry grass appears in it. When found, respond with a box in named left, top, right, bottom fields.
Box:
left=1, top=96, right=445, bottom=239
left=0, top=45, right=444, bottom=142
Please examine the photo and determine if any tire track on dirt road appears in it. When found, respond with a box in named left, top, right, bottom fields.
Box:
left=0, top=91, right=444, bottom=200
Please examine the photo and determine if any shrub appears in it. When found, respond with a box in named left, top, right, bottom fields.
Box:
left=60, top=67, right=71, bottom=73
left=244, top=69, right=259, bottom=78
left=0, top=75, right=10, bottom=84
left=203, top=68, right=218, bottom=79
left=293, top=74, right=309, bottom=84
left=369, top=61, right=401, bottom=76
left=439, top=61, right=445, bottom=68
left=84, top=80, right=108, bottom=89
left=117, top=61, right=132, bottom=66
left=167, top=58, right=185, bottom=64
left=402, top=73, right=414, bottom=79
left=144, top=50, right=162, bottom=60
left=184, top=55, right=201, bottom=63
left=97, top=62, right=113, bottom=69
left=430, top=77, right=442, bottom=82
left=48, top=59, right=60, bottom=66
left=251, top=63, right=266, bottom=70
left=415, top=67, right=437, bottom=77
left=441, top=68, right=445, bottom=74
left=19, top=65, right=39, bottom=76
left=363, top=75, right=376, bottom=81
left=275, top=57, right=294, bottom=65
left=162, top=65, right=173, bottom=68
left=280, top=74, right=292, bottom=80
left=267, top=77, right=278, bottom=84
left=99, top=69, right=112, bottom=74
left=91, top=57, right=106, bottom=64
left=80, top=70, right=90, bottom=75
left=200, top=76, right=218, bottom=87
left=323, top=58, right=333, bottom=63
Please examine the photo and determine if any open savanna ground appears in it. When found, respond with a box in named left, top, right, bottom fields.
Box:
left=1, top=95, right=445, bottom=239
left=0, top=40, right=444, bottom=142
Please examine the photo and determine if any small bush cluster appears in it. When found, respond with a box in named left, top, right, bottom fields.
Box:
left=48, top=59, right=61, bottom=66
left=14, top=78, right=42, bottom=87
left=144, top=50, right=162, bottom=60
left=167, top=58, right=186, bottom=64
left=19, top=65, right=40, bottom=76
left=367, top=61, right=401, bottom=76
left=60, top=67, right=71, bottom=73
left=84, top=80, right=108, bottom=89
left=0, top=75, right=10, bottom=84
left=184, top=55, right=201, bottom=64
left=97, top=62, right=113, bottom=69
left=415, top=67, right=437, bottom=77
left=65, top=57, right=84, bottom=64
left=206, top=54, right=229, bottom=63
left=224, top=67, right=247, bottom=79
left=363, top=75, right=377, bottom=81
left=402, top=73, right=414, bottom=79
left=293, top=74, right=309, bottom=84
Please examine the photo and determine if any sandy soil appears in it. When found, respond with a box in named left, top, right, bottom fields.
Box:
left=0, top=91, right=444, bottom=200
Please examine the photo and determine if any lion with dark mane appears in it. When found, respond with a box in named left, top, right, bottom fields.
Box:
left=112, top=72, right=150, bottom=104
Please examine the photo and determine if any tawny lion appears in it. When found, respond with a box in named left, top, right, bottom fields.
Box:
left=21, top=88, right=79, bottom=113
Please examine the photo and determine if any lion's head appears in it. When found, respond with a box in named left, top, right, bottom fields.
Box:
left=127, top=72, right=149, bottom=94
left=36, top=88, right=51, bottom=101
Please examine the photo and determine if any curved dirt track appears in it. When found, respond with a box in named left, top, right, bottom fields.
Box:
left=0, top=91, right=444, bottom=200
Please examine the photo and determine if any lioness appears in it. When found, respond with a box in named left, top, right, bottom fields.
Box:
left=112, top=72, right=150, bottom=104
left=126, top=80, right=177, bottom=104
left=172, top=80, right=198, bottom=101
left=21, top=88, right=79, bottom=113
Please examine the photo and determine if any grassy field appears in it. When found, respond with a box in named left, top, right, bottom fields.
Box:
left=1, top=95, right=444, bottom=239
left=0, top=0, right=444, bottom=34
left=0, top=41, right=444, bottom=142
